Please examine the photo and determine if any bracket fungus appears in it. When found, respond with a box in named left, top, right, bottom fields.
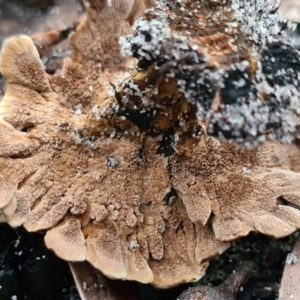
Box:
left=0, top=0, right=300, bottom=288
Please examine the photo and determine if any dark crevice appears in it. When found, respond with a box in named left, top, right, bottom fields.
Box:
left=110, top=82, right=123, bottom=107
left=0, top=72, right=4, bottom=98
left=163, top=188, right=178, bottom=206
left=17, top=171, right=37, bottom=190
left=137, top=148, right=147, bottom=164
left=116, top=108, right=154, bottom=131
left=156, top=128, right=175, bottom=157
left=175, top=221, right=184, bottom=234
left=137, top=59, right=152, bottom=70
left=20, top=125, right=35, bottom=133
left=9, top=153, right=33, bottom=160
left=277, top=196, right=300, bottom=210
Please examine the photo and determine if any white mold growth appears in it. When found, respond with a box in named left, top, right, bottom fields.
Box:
left=119, top=0, right=300, bottom=148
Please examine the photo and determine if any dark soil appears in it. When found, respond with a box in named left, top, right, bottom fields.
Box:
left=0, top=223, right=80, bottom=300
left=1, top=221, right=296, bottom=300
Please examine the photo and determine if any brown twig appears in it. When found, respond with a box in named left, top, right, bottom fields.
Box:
left=69, top=262, right=139, bottom=300
left=278, top=235, right=300, bottom=300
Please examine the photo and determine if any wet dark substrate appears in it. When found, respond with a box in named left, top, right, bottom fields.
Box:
left=0, top=223, right=80, bottom=300
left=0, top=222, right=295, bottom=300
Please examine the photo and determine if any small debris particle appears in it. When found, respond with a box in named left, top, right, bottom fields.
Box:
left=107, top=156, right=118, bottom=167
left=286, top=253, right=298, bottom=265
left=82, top=281, right=88, bottom=290
left=11, top=296, right=17, bottom=300
left=241, top=167, right=251, bottom=174
left=14, top=237, right=20, bottom=248
left=74, top=104, right=83, bottom=115
left=56, top=120, right=69, bottom=129
left=128, top=240, right=140, bottom=251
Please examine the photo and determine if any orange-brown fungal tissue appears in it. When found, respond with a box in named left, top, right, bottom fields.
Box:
left=0, top=0, right=300, bottom=288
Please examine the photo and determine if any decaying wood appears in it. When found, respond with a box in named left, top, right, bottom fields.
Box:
left=177, top=262, right=256, bottom=300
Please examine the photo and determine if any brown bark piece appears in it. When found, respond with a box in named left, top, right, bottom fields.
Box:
left=69, top=261, right=139, bottom=300
left=177, top=286, right=234, bottom=300
left=178, top=262, right=256, bottom=300
left=278, top=236, right=300, bottom=300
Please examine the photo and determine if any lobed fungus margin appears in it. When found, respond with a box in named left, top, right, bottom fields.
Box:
left=0, top=0, right=300, bottom=288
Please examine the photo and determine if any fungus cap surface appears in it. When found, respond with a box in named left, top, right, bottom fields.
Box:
left=0, top=0, right=300, bottom=288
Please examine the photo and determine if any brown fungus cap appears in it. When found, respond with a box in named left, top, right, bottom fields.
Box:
left=45, top=217, right=87, bottom=262
left=0, top=35, right=50, bottom=93
left=0, top=0, right=300, bottom=288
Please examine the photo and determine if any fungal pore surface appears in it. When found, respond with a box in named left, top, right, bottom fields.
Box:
left=0, top=0, right=300, bottom=288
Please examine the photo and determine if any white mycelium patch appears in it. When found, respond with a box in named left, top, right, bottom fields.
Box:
left=120, top=0, right=300, bottom=148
